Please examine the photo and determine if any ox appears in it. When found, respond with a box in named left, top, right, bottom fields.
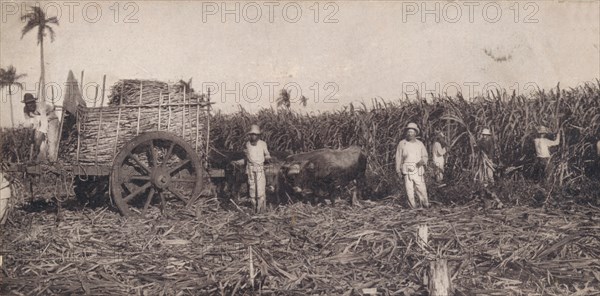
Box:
left=280, top=146, right=367, bottom=206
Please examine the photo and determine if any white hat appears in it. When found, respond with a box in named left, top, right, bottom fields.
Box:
left=537, top=126, right=549, bottom=134
left=481, top=128, right=491, bottom=136
left=248, top=124, right=261, bottom=135
left=405, top=122, right=420, bottom=135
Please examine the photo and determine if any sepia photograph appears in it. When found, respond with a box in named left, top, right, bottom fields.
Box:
left=1, top=1, right=599, bottom=295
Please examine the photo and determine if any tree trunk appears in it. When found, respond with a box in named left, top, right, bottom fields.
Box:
left=428, top=259, right=452, bottom=296
left=8, top=88, right=14, bottom=128
left=39, top=37, right=47, bottom=109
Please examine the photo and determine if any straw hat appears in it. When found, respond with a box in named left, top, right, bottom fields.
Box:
left=481, top=128, right=491, bottom=136
left=405, top=122, right=420, bottom=134
left=248, top=124, right=261, bottom=135
left=22, top=93, right=36, bottom=104
left=537, top=126, right=549, bottom=134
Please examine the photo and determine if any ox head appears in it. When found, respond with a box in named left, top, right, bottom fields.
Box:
left=281, top=160, right=316, bottom=195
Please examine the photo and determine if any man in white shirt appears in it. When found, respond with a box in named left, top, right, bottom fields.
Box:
left=533, top=126, right=560, bottom=183
left=22, top=93, right=59, bottom=162
left=395, top=122, right=429, bottom=209
left=432, top=132, right=447, bottom=184
left=244, top=124, right=271, bottom=213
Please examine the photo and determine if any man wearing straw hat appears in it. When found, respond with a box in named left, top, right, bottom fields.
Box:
left=533, top=125, right=561, bottom=184
left=244, top=124, right=272, bottom=214
left=22, top=93, right=59, bottom=162
left=395, top=122, right=429, bottom=209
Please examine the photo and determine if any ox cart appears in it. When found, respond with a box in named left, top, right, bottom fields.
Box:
left=4, top=78, right=227, bottom=217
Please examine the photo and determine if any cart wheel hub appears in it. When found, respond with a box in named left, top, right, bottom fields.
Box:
left=151, top=169, right=171, bottom=189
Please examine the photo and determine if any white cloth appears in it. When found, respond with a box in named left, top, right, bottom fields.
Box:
left=404, top=171, right=429, bottom=208
left=244, top=140, right=271, bottom=165
left=432, top=141, right=446, bottom=169
left=395, top=139, right=428, bottom=176
left=244, top=140, right=270, bottom=213
left=26, top=105, right=58, bottom=134
left=534, top=136, right=560, bottom=158
left=26, top=105, right=60, bottom=162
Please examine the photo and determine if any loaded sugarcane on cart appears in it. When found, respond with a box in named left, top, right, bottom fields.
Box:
left=6, top=77, right=218, bottom=217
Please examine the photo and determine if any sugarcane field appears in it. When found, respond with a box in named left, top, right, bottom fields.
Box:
left=1, top=1, right=599, bottom=296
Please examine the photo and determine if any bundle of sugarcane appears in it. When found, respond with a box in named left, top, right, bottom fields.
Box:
left=60, top=104, right=208, bottom=164
left=56, top=78, right=212, bottom=164
left=108, top=79, right=197, bottom=105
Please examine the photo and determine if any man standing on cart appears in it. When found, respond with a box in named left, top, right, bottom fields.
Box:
left=244, top=124, right=272, bottom=214
left=22, top=93, right=59, bottom=162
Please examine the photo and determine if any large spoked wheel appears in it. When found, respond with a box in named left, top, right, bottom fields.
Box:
left=110, top=131, right=203, bottom=217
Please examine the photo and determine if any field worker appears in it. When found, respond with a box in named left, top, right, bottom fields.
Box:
left=476, top=128, right=495, bottom=187
left=533, top=126, right=561, bottom=183
left=244, top=124, right=271, bottom=214
left=432, top=131, right=447, bottom=185
left=22, top=93, right=59, bottom=162
left=396, top=122, right=429, bottom=209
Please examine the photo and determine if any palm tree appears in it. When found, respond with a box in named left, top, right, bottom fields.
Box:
left=299, top=95, right=308, bottom=108
left=21, top=6, right=58, bottom=114
left=0, top=66, right=27, bottom=127
left=276, top=89, right=291, bottom=109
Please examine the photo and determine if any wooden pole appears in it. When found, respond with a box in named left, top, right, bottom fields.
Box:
left=195, top=92, right=200, bottom=153
left=428, top=259, right=451, bottom=296
left=167, top=86, right=172, bottom=132
left=80, top=71, right=84, bottom=94
left=205, top=88, right=211, bottom=165
left=113, top=82, right=124, bottom=160
left=95, top=75, right=106, bottom=166
left=182, top=85, right=186, bottom=140
left=136, top=81, right=143, bottom=135
left=158, top=91, right=162, bottom=131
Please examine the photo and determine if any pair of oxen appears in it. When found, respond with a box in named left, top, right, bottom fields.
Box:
left=222, top=146, right=367, bottom=212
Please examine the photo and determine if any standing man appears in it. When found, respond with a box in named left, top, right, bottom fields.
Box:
left=244, top=124, right=271, bottom=214
left=533, top=126, right=561, bottom=184
left=22, top=93, right=59, bottom=162
left=396, top=122, right=429, bottom=209
left=476, top=128, right=495, bottom=187
left=432, top=131, right=447, bottom=185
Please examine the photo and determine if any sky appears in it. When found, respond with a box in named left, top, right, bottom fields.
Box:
left=1, top=0, right=599, bottom=126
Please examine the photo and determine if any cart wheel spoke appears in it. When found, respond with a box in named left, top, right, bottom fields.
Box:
left=123, top=182, right=151, bottom=203
left=168, top=159, right=191, bottom=175
left=148, top=140, right=158, bottom=168
left=129, top=175, right=151, bottom=181
left=158, top=191, right=166, bottom=211
left=170, top=177, right=197, bottom=183
left=142, top=188, right=156, bottom=215
left=163, top=142, right=175, bottom=167
left=167, top=186, right=188, bottom=203
left=128, top=154, right=151, bottom=174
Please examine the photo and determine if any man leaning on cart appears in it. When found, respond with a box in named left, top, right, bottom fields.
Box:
left=22, top=93, right=59, bottom=163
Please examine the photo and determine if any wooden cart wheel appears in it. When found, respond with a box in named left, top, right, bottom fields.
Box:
left=110, top=131, right=203, bottom=217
